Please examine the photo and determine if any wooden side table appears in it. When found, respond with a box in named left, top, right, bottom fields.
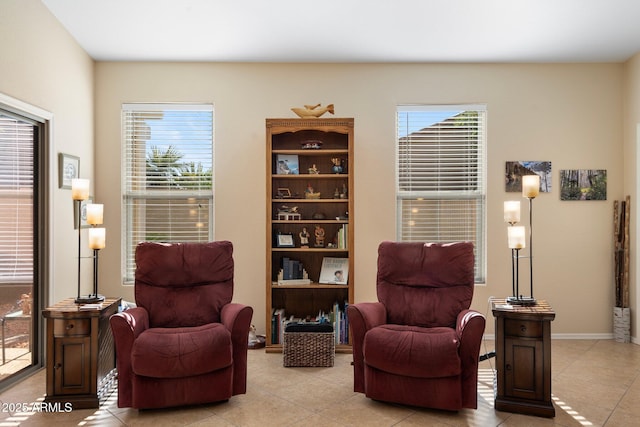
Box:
left=42, top=297, right=120, bottom=409
left=492, top=299, right=555, bottom=417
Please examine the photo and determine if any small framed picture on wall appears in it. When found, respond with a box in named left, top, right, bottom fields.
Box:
left=59, top=153, right=80, bottom=189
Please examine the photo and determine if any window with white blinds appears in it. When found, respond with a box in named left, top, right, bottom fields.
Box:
left=0, top=114, right=34, bottom=283
left=396, top=105, right=486, bottom=282
left=122, top=103, right=214, bottom=282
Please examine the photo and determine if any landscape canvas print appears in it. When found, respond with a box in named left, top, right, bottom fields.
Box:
left=505, top=161, right=552, bottom=193
left=560, top=169, right=607, bottom=201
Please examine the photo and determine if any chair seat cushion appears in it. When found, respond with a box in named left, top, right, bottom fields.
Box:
left=131, top=323, right=232, bottom=378
left=363, top=324, right=461, bottom=378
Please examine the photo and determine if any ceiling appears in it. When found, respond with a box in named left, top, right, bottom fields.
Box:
left=41, top=0, right=640, bottom=63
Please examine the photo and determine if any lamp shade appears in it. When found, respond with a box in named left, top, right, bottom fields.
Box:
left=86, top=204, right=104, bottom=225
left=508, top=226, right=526, bottom=249
left=88, top=227, right=106, bottom=249
left=522, top=175, right=540, bottom=198
left=503, top=201, right=520, bottom=224
left=71, top=179, right=90, bottom=201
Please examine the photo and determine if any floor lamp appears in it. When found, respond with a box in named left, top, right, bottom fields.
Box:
left=504, top=174, right=539, bottom=306
left=71, top=179, right=105, bottom=304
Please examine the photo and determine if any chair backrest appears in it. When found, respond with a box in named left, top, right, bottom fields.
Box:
left=376, top=241, right=475, bottom=328
left=134, top=241, right=234, bottom=328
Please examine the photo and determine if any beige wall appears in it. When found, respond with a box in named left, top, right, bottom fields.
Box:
left=2, top=0, right=634, bottom=339
left=0, top=0, right=95, bottom=304
left=623, top=53, right=640, bottom=340
left=95, top=62, right=624, bottom=337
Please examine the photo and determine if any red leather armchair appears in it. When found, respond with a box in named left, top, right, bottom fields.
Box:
left=110, top=241, right=253, bottom=409
left=347, top=241, right=485, bottom=411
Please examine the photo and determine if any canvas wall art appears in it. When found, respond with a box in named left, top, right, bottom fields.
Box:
left=559, top=169, right=607, bottom=201
left=505, top=161, right=552, bottom=193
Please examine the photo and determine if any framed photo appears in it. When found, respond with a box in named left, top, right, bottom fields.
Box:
left=74, top=198, right=92, bottom=229
left=276, top=155, right=299, bottom=175
left=505, top=161, right=552, bottom=193
left=319, top=257, right=349, bottom=284
left=277, top=188, right=292, bottom=198
left=59, top=153, right=80, bottom=189
left=559, top=169, right=607, bottom=201
left=276, top=233, right=295, bottom=248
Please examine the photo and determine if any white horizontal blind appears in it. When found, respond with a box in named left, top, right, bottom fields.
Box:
left=396, top=105, right=486, bottom=282
left=122, top=103, right=214, bottom=282
left=0, top=114, right=33, bottom=282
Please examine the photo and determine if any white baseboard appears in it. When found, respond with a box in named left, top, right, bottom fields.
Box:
left=483, top=333, right=639, bottom=343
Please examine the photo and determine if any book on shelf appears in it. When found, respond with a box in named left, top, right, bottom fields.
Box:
left=279, top=257, right=308, bottom=281
left=332, top=301, right=349, bottom=345
left=276, top=279, right=312, bottom=286
left=336, top=224, right=348, bottom=249
left=318, top=257, right=349, bottom=284
left=270, top=301, right=349, bottom=345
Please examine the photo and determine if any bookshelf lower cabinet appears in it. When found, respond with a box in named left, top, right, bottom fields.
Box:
left=266, top=118, right=354, bottom=352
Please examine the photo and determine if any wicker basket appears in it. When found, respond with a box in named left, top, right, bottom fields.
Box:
left=283, top=328, right=335, bottom=367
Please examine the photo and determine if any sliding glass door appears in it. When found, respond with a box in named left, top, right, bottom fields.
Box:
left=0, top=108, right=44, bottom=388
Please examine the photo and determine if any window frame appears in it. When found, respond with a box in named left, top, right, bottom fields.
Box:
left=121, top=103, right=214, bottom=284
left=396, top=104, right=487, bottom=283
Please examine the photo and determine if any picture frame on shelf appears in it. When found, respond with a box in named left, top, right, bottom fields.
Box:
left=276, top=155, right=299, bottom=175
left=276, top=188, right=292, bottom=198
left=59, top=153, right=80, bottom=189
left=276, top=233, right=295, bottom=248
left=319, top=257, right=349, bottom=284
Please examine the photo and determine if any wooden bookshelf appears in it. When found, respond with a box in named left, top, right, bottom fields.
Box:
left=266, top=118, right=354, bottom=353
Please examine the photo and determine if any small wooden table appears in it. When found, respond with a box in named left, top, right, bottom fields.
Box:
left=492, top=299, right=555, bottom=417
left=42, top=298, right=120, bottom=409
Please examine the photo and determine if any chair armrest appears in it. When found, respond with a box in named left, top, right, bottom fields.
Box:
left=456, top=309, right=486, bottom=363
left=221, top=303, right=253, bottom=395
left=110, top=306, right=149, bottom=345
left=109, top=307, right=149, bottom=408
left=347, top=302, right=387, bottom=393
left=220, top=303, right=254, bottom=335
left=456, top=309, right=486, bottom=408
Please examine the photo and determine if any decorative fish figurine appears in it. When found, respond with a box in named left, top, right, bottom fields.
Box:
left=291, top=103, right=335, bottom=118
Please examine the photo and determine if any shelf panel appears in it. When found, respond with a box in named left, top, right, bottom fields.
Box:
left=272, top=282, right=349, bottom=289
left=272, top=198, right=348, bottom=203
left=272, top=174, right=348, bottom=179
left=273, top=149, right=349, bottom=156
left=273, top=219, right=348, bottom=224
left=272, top=247, right=348, bottom=253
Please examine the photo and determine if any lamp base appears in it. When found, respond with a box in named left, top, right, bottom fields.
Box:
left=506, top=295, right=537, bottom=306
left=75, top=294, right=105, bottom=304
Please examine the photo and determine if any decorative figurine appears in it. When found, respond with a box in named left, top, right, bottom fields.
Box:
left=331, top=158, right=343, bottom=174
left=314, top=225, right=325, bottom=247
left=308, top=164, right=319, bottom=174
left=299, top=227, right=310, bottom=248
left=305, top=183, right=320, bottom=199
left=291, top=103, right=335, bottom=118
left=301, top=140, right=323, bottom=149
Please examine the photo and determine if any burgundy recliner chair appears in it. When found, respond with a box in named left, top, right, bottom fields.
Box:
left=110, top=241, right=253, bottom=409
left=347, top=241, right=485, bottom=411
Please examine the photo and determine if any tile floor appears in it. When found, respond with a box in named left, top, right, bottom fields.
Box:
left=0, top=339, right=639, bottom=426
